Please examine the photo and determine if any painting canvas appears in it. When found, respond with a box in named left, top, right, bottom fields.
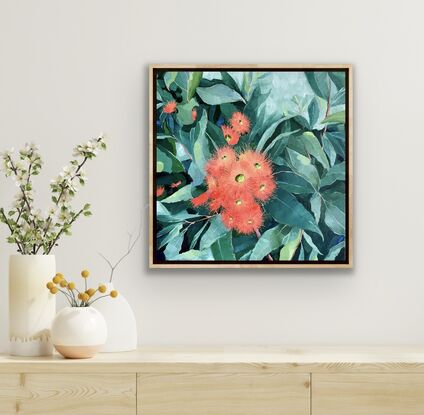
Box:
left=150, top=65, right=352, bottom=268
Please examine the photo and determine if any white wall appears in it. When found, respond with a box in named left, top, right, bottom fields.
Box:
left=1, top=0, right=423, bottom=352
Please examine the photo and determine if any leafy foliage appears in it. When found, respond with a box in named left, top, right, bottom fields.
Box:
left=155, top=70, right=348, bottom=262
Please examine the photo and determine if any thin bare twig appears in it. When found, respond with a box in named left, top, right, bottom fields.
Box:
left=99, top=206, right=147, bottom=283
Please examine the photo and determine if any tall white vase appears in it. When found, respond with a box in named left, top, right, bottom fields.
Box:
left=93, top=282, right=137, bottom=352
left=9, top=255, right=56, bottom=356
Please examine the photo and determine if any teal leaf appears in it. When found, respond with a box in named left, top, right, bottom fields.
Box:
left=322, top=191, right=345, bottom=235
left=157, top=201, right=171, bottom=217
left=158, top=223, right=183, bottom=249
left=279, top=228, right=302, bottom=260
left=320, top=162, right=346, bottom=188
left=286, top=148, right=320, bottom=190
left=187, top=71, right=203, bottom=100
left=250, top=224, right=290, bottom=260
left=161, top=185, right=192, bottom=204
left=302, top=231, right=323, bottom=255
left=192, top=110, right=210, bottom=172
left=326, top=241, right=345, bottom=260
left=176, top=99, right=198, bottom=126
left=164, top=72, right=178, bottom=90
left=331, top=87, right=345, bottom=106
left=305, top=72, right=331, bottom=99
left=276, top=173, right=315, bottom=195
left=325, top=131, right=345, bottom=159
left=256, top=116, right=292, bottom=152
left=199, top=215, right=228, bottom=250
left=308, top=97, right=320, bottom=129
left=323, top=111, right=345, bottom=124
left=210, top=232, right=236, bottom=260
left=329, top=71, right=346, bottom=90
left=163, top=232, right=184, bottom=259
left=157, top=146, right=184, bottom=173
left=190, top=221, right=209, bottom=250
left=299, top=132, right=330, bottom=170
left=266, top=188, right=323, bottom=238
left=264, top=130, right=300, bottom=158
left=196, top=84, right=245, bottom=105
left=173, top=248, right=213, bottom=261
left=322, top=134, right=337, bottom=167
left=310, top=192, right=322, bottom=223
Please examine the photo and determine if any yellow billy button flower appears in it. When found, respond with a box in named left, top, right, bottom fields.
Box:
left=110, top=290, right=118, bottom=298
left=81, top=269, right=90, bottom=278
left=67, top=282, right=75, bottom=290
left=59, top=280, right=68, bottom=288
left=77, top=293, right=84, bottom=300
left=50, top=286, right=58, bottom=294
left=98, top=284, right=107, bottom=294
left=81, top=293, right=90, bottom=303
left=52, top=275, right=62, bottom=284
left=86, top=288, right=96, bottom=297
left=46, top=282, right=54, bottom=289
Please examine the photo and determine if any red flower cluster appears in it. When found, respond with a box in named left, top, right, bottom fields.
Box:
left=221, top=112, right=251, bottom=145
left=192, top=147, right=276, bottom=235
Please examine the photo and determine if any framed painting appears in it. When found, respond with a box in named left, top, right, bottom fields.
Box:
left=150, top=64, right=352, bottom=268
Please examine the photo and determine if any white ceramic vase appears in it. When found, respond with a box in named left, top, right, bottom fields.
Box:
left=93, top=282, right=137, bottom=352
left=51, top=307, right=107, bottom=359
left=9, top=255, right=56, bottom=356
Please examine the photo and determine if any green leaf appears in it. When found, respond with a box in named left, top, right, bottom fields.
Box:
left=210, top=232, right=236, bottom=260
left=305, top=72, right=331, bottom=99
left=161, top=185, right=192, bottom=204
left=326, top=241, right=345, bottom=260
left=256, top=116, right=292, bottom=152
left=264, top=130, right=300, bottom=158
left=308, top=97, right=320, bottom=129
left=250, top=224, right=290, bottom=260
left=323, top=111, right=345, bottom=124
left=176, top=99, right=198, bottom=126
left=302, top=231, right=323, bottom=255
left=320, top=162, right=346, bottom=188
left=187, top=71, right=203, bottom=100
left=199, top=215, right=228, bottom=250
left=164, top=232, right=184, bottom=259
left=173, top=248, right=213, bottom=261
left=158, top=223, right=183, bottom=249
left=276, top=173, right=315, bottom=195
left=325, top=131, right=345, bottom=158
left=329, top=71, right=346, bottom=90
left=192, top=110, right=210, bottom=172
left=164, top=71, right=178, bottom=90
left=322, top=134, right=337, bottom=167
left=322, top=191, right=345, bottom=235
left=279, top=228, right=302, bottom=260
left=157, top=146, right=184, bottom=173
left=196, top=84, right=245, bottom=105
left=286, top=148, right=320, bottom=190
left=310, top=192, right=322, bottom=223
left=265, top=188, right=323, bottom=238
left=190, top=221, right=209, bottom=250
left=299, top=132, right=330, bottom=170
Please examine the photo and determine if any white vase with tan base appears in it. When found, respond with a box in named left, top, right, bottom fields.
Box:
left=51, top=306, right=107, bottom=359
left=93, top=282, right=137, bottom=352
left=9, top=254, right=56, bottom=356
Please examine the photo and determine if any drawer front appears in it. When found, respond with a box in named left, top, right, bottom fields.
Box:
left=138, top=373, right=310, bottom=415
left=0, top=373, right=136, bottom=415
left=313, top=374, right=424, bottom=415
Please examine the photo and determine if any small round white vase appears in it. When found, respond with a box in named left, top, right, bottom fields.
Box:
left=9, top=254, right=56, bottom=356
left=51, top=307, right=107, bottom=359
left=93, top=282, right=137, bottom=352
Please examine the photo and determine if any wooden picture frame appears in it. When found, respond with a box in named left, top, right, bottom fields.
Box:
left=150, top=65, right=353, bottom=268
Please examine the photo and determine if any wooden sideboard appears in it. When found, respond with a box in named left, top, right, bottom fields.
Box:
left=1, top=347, right=424, bottom=414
